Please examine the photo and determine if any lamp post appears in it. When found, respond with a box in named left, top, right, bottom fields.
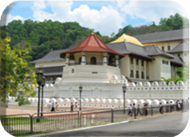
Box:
left=123, top=84, right=126, bottom=113
left=79, top=85, right=83, bottom=111
left=41, top=76, right=45, bottom=117
left=36, top=70, right=43, bottom=122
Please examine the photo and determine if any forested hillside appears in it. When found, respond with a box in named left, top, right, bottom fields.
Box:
left=115, top=13, right=189, bottom=37
left=0, top=13, right=188, bottom=61
left=0, top=20, right=95, bottom=60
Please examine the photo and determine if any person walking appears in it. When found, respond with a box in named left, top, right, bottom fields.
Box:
left=170, top=101, right=173, bottom=112
left=75, top=102, right=78, bottom=111
left=47, top=101, right=52, bottom=112
left=55, top=102, right=58, bottom=111
left=177, top=101, right=181, bottom=111
left=166, top=102, right=169, bottom=113
left=143, top=103, right=148, bottom=116
left=136, top=104, right=142, bottom=116
left=159, top=102, right=163, bottom=114
left=128, top=104, right=132, bottom=116
left=130, top=103, right=136, bottom=116
left=176, top=100, right=179, bottom=111
left=70, top=102, right=74, bottom=112
left=51, top=102, right=55, bottom=112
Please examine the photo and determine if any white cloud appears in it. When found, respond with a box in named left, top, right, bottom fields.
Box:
left=30, top=0, right=125, bottom=36
left=0, top=13, right=24, bottom=26
left=115, top=0, right=188, bottom=24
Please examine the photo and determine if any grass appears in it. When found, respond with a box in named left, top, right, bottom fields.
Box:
left=1, top=116, right=57, bottom=126
left=4, top=117, right=137, bottom=136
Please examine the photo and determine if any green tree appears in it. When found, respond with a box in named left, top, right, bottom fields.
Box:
left=183, top=65, right=189, bottom=81
left=0, top=38, right=37, bottom=106
left=176, top=67, right=184, bottom=78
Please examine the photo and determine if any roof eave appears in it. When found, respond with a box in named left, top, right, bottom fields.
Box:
left=148, top=54, right=174, bottom=59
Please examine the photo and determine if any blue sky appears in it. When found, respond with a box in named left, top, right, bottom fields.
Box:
left=0, top=0, right=189, bottom=36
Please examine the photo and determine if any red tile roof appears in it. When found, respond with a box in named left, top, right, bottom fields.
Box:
left=60, top=33, right=125, bottom=58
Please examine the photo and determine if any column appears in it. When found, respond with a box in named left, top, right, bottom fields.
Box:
left=103, top=53, right=107, bottom=66
left=127, top=56, right=130, bottom=78
left=133, top=58, right=136, bottom=78
left=81, top=52, right=86, bottom=66
left=144, top=60, right=147, bottom=80
left=115, top=55, right=119, bottom=67
left=65, top=53, right=70, bottom=66
left=139, top=59, right=141, bottom=79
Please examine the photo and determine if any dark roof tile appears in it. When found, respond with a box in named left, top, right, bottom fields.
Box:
left=167, top=41, right=189, bottom=53
left=134, top=28, right=189, bottom=43
left=30, top=49, right=68, bottom=63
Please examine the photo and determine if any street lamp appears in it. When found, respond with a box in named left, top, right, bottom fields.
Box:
left=36, top=70, right=43, bottom=122
left=122, top=84, right=127, bottom=113
left=41, top=76, right=45, bottom=117
left=79, top=85, right=83, bottom=111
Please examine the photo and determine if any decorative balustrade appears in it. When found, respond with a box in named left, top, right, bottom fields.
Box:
left=86, top=62, right=103, bottom=65
left=68, top=62, right=116, bottom=67
left=8, top=80, right=188, bottom=108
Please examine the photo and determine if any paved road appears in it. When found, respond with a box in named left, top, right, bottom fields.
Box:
left=33, top=112, right=189, bottom=137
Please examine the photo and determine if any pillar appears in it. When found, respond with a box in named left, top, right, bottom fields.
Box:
left=65, top=53, right=70, bottom=66
left=127, top=56, right=130, bottom=78
left=139, top=59, right=141, bottom=79
left=144, top=60, right=147, bottom=80
left=103, top=53, right=107, bottom=66
left=81, top=52, right=86, bottom=66
left=133, top=58, right=136, bottom=78
left=115, top=55, right=119, bottom=67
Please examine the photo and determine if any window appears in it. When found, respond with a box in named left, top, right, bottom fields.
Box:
left=131, top=58, right=133, bottom=64
left=162, top=60, right=168, bottom=65
left=130, top=70, right=133, bottom=77
left=136, top=71, right=139, bottom=78
left=141, top=72, right=144, bottom=79
left=162, top=46, right=164, bottom=51
left=141, top=60, right=144, bottom=66
left=92, top=72, right=98, bottom=74
left=168, top=46, right=170, bottom=51
left=178, top=54, right=180, bottom=57
left=136, top=59, right=138, bottom=65
left=90, top=57, right=97, bottom=65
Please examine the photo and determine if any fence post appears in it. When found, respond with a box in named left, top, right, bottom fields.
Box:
left=30, top=114, right=33, bottom=133
left=134, top=108, right=136, bottom=119
left=111, top=109, right=114, bottom=123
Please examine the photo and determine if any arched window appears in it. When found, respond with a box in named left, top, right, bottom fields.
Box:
left=79, top=57, right=82, bottom=64
left=90, top=57, right=96, bottom=65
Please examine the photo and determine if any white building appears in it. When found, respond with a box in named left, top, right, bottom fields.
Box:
left=26, top=30, right=189, bottom=108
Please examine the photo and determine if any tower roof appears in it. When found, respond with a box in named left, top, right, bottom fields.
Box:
left=60, top=33, right=124, bottom=58
left=110, top=33, right=144, bottom=46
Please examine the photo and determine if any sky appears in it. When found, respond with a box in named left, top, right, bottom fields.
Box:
left=0, top=0, right=189, bottom=36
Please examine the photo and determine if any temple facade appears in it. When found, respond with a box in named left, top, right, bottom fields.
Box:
left=8, top=30, right=189, bottom=109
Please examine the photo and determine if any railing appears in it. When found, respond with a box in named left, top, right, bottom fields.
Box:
left=0, top=105, right=185, bottom=135
left=68, top=62, right=117, bottom=67
left=108, top=63, right=116, bottom=67
left=69, top=63, right=80, bottom=66
left=86, top=62, right=103, bottom=65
